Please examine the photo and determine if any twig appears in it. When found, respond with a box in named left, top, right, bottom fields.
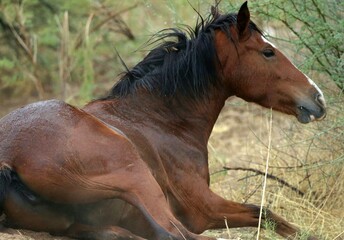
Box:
left=243, top=183, right=261, bottom=203
left=333, top=230, right=344, bottom=240
left=224, top=217, right=231, bottom=239
left=170, top=220, right=186, bottom=240
left=59, top=11, right=70, bottom=100
left=223, top=166, right=305, bottom=197
left=74, top=4, right=137, bottom=49
left=25, top=71, right=45, bottom=99
left=9, top=24, right=33, bottom=61
left=90, top=4, right=137, bottom=35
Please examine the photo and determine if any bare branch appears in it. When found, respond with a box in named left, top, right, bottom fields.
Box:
left=223, top=166, right=305, bottom=197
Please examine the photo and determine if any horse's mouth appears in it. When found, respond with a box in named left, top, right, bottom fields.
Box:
left=297, top=105, right=326, bottom=124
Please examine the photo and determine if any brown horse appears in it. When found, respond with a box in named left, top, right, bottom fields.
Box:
left=0, top=2, right=326, bottom=240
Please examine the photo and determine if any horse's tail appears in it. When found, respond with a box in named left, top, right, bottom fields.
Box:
left=0, top=164, right=13, bottom=215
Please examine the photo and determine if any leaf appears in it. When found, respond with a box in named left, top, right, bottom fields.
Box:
left=0, top=58, right=15, bottom=70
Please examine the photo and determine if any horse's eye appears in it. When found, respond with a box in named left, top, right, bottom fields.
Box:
left=262, top=49, right=275, bottom=58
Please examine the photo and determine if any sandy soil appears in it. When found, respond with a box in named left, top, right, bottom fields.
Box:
left=0, top=229, right=70, bottom=240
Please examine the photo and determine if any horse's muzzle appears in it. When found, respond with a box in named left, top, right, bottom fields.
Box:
left=297, top=92, right=326, bottom=124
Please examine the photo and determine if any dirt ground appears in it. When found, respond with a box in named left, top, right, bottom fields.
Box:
left=0, top=229, right=69, bottom=240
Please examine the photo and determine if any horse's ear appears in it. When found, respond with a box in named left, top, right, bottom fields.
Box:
left=237, top=1, right=250, bottom=39
left=211, top=5, right=220, bottom=19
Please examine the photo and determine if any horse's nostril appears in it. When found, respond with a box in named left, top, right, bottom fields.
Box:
left=315, top=93, right=326, bottom=107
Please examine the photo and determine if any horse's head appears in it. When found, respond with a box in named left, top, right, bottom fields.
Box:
left=216, top=2, right=326, bottom=123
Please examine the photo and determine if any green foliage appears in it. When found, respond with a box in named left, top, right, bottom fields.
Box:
left=249, top=0, right=343, bottom=91
left=0, top=1, right=137, bottom=102
left=0, top=0, right=213, bottom=102
left=0, top=0, right=342, bottom=101
left=0, top=58, right=14, bottom=70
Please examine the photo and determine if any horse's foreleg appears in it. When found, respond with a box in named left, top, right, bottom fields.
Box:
left=93, top=166, right=213, bottom=240
left=196, top=191, right=317, bottom=240
left=172, top=177, right=316, bottom=239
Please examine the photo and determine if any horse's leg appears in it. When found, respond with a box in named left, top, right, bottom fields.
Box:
left=65, top=223, right=145, bottom=240
left=0, top=165, right=171, bottom=240
left=208, top=197, right=301, bottom=237
left=213, top=199, right=318, bottom=240
left=85, top=165, right=213, bottom=240
left=1, top=178, right=146, bottom=240
left=196, top=190, right=316, bottom=240
left=2, top=185, right=73, bottom=233
left=173, top=181, right=315, bottom=240
left=13, top=160, right=212, bottom=240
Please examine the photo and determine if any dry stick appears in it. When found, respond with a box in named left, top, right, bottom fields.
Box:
left=59, top=11, right=69, bottom=100
left=74, top=4, right=138, bottom=49
left=85, top=13, right=95, bottom=45
left=8, top=25, right=32, bottom=59
left=90, top=4, right=137, bottom=35
left=310, top=174, right=338, bottom=229
left=256, top=109, right=273, bottom=240
left=224, top=217, right=231, bottom=239
left=9, top=24, right=45, bottom=99
left=222, top=167, right=305, bottom=197
left=333, top=230, right=344, bottom=240
left=99, top=2, right=135, bottom=40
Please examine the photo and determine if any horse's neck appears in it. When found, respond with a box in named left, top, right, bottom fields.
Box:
left=86, top=90, right=228, bottom=144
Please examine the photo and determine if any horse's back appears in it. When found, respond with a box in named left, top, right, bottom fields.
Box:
left=0, top=99, right=77, bottom=133
left=0, top=99, right=127, bottom=158
left=0, top=99, right=91, bottom=129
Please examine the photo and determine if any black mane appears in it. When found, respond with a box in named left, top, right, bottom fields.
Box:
left=101, top=7, right=261, bottom=100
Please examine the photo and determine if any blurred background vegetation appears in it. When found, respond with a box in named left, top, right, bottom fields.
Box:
left=0, top=0, right=342, bottom=104
left=0, top=0, right=343, bottom=239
